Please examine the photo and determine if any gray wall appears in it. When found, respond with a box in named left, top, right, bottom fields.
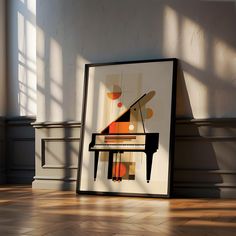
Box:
left=0, top=0, right=6, bottom=116
left=36, top=0, right=236, bottom=122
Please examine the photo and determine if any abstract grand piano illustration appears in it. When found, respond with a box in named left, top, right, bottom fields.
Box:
left=89, top=91, right=159, bottom=183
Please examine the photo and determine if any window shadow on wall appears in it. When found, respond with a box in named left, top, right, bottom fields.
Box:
left=8, top=0, right=37, bottom=116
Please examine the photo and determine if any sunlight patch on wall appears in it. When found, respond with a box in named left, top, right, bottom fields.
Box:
left=184, top=71, right=209, bottom=118
left=213, top=38, right=236, bottom=84
left=36, top=25, right=45, bottom=121
left=26, top=0, right=36, bottom=15
left=17, top=10, right=36, bottom=115
left=163, top=6, right=179, bottom=57
left=36, top=58, right=45, bottom=121
left=182, top=17, right=206, bottom=70
left=50, top=38, right=63, bottom=120
left=17, top=12, right=25, bottom=53
left=25, top=20, right=36, bottom=76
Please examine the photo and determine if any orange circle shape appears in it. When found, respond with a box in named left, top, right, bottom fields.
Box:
left=107, top=85, right=122, bottom=100
left=144, top=108, right=154, bottom=119
left=113, top=163, right=127, bottom=177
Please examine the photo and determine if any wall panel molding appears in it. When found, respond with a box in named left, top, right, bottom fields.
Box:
left=173, top=118, right=236, bottom=198
left=6, top=116, right=36, bottom=184
left=34, top=176, right=76, bottom=181
left=9, top=137, right=35, bottom=171
left=41, top=137, right=80, bottom=169
left=4, top=116, right=236, bottom=197
left=32, top=121, right=80, bottom=191
left=6, top=116, right=36, bottom=126
left=32, top=121, right=81, bottom=128
left=0, top=117, right=5, bottom=183
left=176, top=136, right=236, bottom=141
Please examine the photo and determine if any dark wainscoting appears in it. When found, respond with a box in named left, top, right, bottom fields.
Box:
left=0, top=117, right=6, bottom=183
left=173, top=118, right=236, bottom=198
left=2, top=116, right=236, bottom=198
left=5, top=116, right=36, bottom=184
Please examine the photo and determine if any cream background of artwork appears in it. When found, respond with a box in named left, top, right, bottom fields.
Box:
left=81, top=61, right=174, bottom=195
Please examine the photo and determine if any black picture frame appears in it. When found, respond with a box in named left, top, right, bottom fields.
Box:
left=77, top=58, right=177, bottom=198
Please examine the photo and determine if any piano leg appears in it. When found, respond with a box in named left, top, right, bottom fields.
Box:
left=107, top=151, right=114, bottom=179
left=146, top=152, right=154, bottom=183
left=94, top=151, right=99, bottom=181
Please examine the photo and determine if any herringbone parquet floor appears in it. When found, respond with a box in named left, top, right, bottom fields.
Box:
left=1, top=185, right=236, bottom=235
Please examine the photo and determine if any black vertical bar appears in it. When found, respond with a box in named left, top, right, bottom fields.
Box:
left=94, top=151, right=99, bottom=181
left=118, top=152, right=122, bottom=181
left=107, top=151, right=113, bottom=179
left=146, top=152, right=154, bottom=183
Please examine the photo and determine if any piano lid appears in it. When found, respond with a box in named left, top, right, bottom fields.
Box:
left=101, top=91, right=156, bottom=134
left=129, top=90, right=155, bottom=108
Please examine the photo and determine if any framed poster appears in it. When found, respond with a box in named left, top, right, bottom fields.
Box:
left=77, top=58, right=177, bottom=197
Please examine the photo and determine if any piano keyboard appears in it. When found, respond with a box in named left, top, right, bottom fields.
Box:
left=90, top=144, right=145, bottom=150
left=95, top=134, right=146, bottom=145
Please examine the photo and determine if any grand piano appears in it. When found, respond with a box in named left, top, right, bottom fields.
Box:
left=89, top=91, right=159, bottom=183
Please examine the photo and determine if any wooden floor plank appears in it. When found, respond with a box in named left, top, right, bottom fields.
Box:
left=1, top=185, right=236, bottom=235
